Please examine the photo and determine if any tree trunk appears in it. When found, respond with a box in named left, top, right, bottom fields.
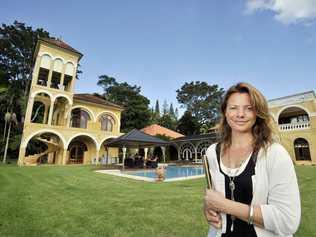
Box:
left=3, top=120, right=7, bottom=142
left=3, top=121, right=12, bottom=164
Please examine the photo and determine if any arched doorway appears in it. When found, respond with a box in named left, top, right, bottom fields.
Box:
left=69, top=141, right=87, bottom=164
left=169, top=145, right=178, bottom=161
left=67, top=135, right=97, bottom=164
left=294, top=138, right=311, bottom=161
left=153, top=147, right=163, bottom=162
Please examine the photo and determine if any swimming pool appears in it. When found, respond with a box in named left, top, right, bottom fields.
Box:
left=96, top=165, right=205, bottom=182
left=128, top=165, right=204, bottom=179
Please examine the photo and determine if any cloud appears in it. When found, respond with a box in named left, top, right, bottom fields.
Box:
left=245, top=0, right=316, bottom=25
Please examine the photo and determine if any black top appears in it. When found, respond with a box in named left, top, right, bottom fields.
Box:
left=215, top=143, right=258, bottom=237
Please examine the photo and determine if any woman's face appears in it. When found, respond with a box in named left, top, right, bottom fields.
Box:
left=225, top=92, right=256, bottom=134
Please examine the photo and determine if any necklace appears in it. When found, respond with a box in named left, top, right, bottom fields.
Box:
left=226, top=147, right=252, bottom=232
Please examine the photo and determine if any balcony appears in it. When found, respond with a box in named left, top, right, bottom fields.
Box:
left=279, top=122, right=311, bottom=131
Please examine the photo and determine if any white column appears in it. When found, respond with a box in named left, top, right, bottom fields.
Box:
left=95, top=149, right=100, bottom=165
left=43, top=104, right=49, bottom=124
left=144, top=147, right=148, bottom=161
left=47, top=60, right=54, bottom=88
left=194, top=147, right=198, bottom=163
left=25, top=96, right=35, bottom=123
left=62, top=149, right=68, bottom=165
left=122, top=146, right=127, bottom=170
left=161, top=146, right=166, bottom=163
left=48, top=98, right=55, bottom=125
left=177, top=145, right=181, bottom=161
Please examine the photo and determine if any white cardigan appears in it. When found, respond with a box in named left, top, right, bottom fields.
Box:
left=206, top=143, right=301, bottom=237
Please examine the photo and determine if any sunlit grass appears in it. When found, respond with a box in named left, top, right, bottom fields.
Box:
left=0, top=164, right=314, bottom=237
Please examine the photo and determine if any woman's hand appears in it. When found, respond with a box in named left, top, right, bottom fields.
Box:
left=203, top=202, right=222, bottom=229
left=204, top=189, right=228, bottom=213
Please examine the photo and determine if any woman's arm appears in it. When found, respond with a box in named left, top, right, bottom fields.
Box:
left=204, top=144, right=301, bottom=236
left=204, top=189, right=264, bottom=228
left=259, top=144, right=301, bottom=235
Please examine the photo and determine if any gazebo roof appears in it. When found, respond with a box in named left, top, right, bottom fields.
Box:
left=104, top=129, right=169, bottom=148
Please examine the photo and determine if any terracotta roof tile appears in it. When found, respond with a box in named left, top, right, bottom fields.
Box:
left=141, top=124, right=184, bottom=139
left=73, top=94, right=123, bottom=110
left=39, top=38, right=83, bottom=58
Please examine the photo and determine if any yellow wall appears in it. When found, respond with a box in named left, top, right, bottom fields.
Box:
left=269, top=97, right=316, bottom=164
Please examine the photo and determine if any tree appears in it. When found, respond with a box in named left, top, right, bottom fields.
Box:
left=97, top=75, right=151, bottom=132
left=0, top=21, right=51, bottom=97
left=0, top=21, right=54, bottom=161
left=175, top=108, right=179, bottom=120
left=176, top=81, right=224, bottom=131
left=149, top=99, right=160, bottom=124
left=158, top=113, right=177, bottom=131
left=3, top=112, right=17, bottom=163
left=155, top=100, right=160, bottom=115
left=162, top=100, right=169, bottom=115
left=169, top=103, right=175, bottom=118
left=176, top=111, right=200, bottom=136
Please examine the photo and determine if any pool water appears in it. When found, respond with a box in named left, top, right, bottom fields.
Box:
left=126, top=165, right=204, bottom=179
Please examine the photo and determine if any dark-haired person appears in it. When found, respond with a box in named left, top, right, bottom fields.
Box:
left=204, top=82, right=301, bottom=237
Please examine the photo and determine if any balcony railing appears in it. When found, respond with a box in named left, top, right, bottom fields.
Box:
left=279, top=122, right=311, bottom=131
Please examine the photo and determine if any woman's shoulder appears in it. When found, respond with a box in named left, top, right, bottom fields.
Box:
left=206, top=143, right=218, bottom=159
left=265, top=142, right=289, bottom=156
left=261, top=142, right=294, bottom=168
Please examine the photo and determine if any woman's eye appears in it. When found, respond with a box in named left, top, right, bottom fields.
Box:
left=247, top=107, right=253, bottom=111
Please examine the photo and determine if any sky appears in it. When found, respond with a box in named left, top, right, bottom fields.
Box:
left=1, top=0, right=316, bottom=114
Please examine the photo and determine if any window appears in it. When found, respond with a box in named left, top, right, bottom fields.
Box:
left=37, top=67, right=49, bottom=86
left=294, top=138, right=311, bottom=161
left=71, top=109, right=91, bottom=128
left=51, top=71, right=61, bottom=89
left=63, top=75, right=72, bottom=91
left=100, top=114, right=115, bottom=132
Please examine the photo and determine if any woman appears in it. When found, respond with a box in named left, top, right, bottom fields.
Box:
left=204, top=82, right=301, bottom=237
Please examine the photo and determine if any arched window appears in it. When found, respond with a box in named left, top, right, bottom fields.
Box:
left=100, top=114, right=115, bottom=132
left=294, top=138, right=311, bottom=161
left=71, top=108, right=91, bottom=128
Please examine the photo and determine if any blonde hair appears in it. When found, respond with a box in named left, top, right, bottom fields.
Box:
left=218, top=82, right=273, bottom=153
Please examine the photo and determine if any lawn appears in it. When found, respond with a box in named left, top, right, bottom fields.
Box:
left=0, top=164, right=315, bottom=237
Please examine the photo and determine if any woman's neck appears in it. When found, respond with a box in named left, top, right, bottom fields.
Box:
left=230, top=131, right=254, bottom=148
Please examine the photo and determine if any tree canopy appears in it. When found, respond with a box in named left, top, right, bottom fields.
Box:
left=176, top=111, right=200, bottom=136
left=97, top=75, right=151, bottom=132
left=176, top=81, right=224, bottom=131
left=0, top=21, right=53, bottom=160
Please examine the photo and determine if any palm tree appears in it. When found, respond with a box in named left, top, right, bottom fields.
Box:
left=3, top=112, right=17, bottom=163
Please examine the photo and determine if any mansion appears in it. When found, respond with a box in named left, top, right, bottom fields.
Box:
left=18, top=38, right=316, bottom=166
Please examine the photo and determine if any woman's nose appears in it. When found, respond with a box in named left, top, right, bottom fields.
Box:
left=237, top=108, right=245, bottom=118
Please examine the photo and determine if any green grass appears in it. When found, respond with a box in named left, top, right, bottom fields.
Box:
left=0, top=165, right=315, bottom=237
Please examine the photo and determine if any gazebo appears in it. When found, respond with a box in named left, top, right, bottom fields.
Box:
left=103, top=129, right=169, bottom=169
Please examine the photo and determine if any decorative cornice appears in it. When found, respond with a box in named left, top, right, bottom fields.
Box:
left=268, top=91, right=316, bottom=108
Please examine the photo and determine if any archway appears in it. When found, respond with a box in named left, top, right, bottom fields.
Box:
left=52, top=97, right=71, bottom=126
left=25, top=132, right=63, bottom=165
left=169, top=145, right=178, bottom=161
left=278, top=106, right=309, bottom=124
left=196, top=141, right=212, bottom=159
left=70, top=108, right=91, bottom=129
left=68, top=141, right=87, bottom=164
left=179, top=143, right=195, bottom=160
left=31, top=92, right=51, bottom=124
left=294, top=138, right=311, bottom=161
left=67, top=135, right=98, bottom=164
